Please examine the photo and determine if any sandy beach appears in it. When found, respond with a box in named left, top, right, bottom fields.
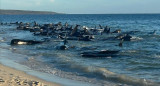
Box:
left=0, top=63, right=60, bottom=86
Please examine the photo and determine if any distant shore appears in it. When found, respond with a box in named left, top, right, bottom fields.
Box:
left=1, top=9, right=159, bottom=15
left=0, top=9, right=61, bottom=15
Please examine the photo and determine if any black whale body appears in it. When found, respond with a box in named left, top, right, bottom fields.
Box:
left=116, top=34, right=132, bottom=41
left=81, top=50, right=119, bottom=57
left=11, top=39, right=43, bottom=45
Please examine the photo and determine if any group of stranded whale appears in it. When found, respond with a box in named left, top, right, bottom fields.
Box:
left=0, top=21, right=156, bottom=58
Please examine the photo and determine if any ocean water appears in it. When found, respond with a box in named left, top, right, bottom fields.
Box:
left=0, top=14, right=160, bottom=86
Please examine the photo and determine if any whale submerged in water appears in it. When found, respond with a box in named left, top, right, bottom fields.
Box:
left=81, top=50, right=119, bottom=58
left=10, top=39, right=43, bottom=45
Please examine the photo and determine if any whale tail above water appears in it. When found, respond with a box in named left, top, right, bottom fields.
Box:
left=148, top=30, right=156, bottom=35
left=119, top=39, right=124, bottom=47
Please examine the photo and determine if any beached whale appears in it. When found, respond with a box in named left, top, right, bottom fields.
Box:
left=121, top=34, right=132, bottom=41
left=56, top=45, right=68, bottom=50
left=78, top=35, right=94, bottom=41
left=58, top=35, right=94, bottom=41
left=10, top=39, right=43, bottom=45
left=112, top=29, right=121, bottom=33
left=103, top=26, right=110, bottom=34
left=55, top=38, right=69, bottom=50
left=55, top=41, right=69, bottom=50
left=116, top=34, right=132, bottom=41
left=81, top=50, right=119, bottom=57
left=70, top=25, right=80, bottom=36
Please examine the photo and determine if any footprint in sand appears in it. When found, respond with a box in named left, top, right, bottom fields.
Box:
left=29, top=81, right=40, bottom=86
left=0, top=78, right=5, bottom=84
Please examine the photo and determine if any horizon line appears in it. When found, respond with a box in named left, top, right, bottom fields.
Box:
left=1, top=9, right=160, bottom=15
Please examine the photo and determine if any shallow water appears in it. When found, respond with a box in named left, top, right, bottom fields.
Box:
left=0, top=14, right=160, bottom=86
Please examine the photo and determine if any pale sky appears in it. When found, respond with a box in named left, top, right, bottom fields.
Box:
left=0, top=0, right=160, bottom=14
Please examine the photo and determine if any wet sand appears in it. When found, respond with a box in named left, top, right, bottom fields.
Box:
left=0, top=63, right=60, bottom=86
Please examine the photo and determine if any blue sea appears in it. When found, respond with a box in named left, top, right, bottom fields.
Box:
left=0, top=14, right=160, bottom=86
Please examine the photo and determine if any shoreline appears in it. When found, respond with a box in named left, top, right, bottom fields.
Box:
left=0, top=63, right=60, bottom=86
left=0, top=48, right=94, bottom=86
